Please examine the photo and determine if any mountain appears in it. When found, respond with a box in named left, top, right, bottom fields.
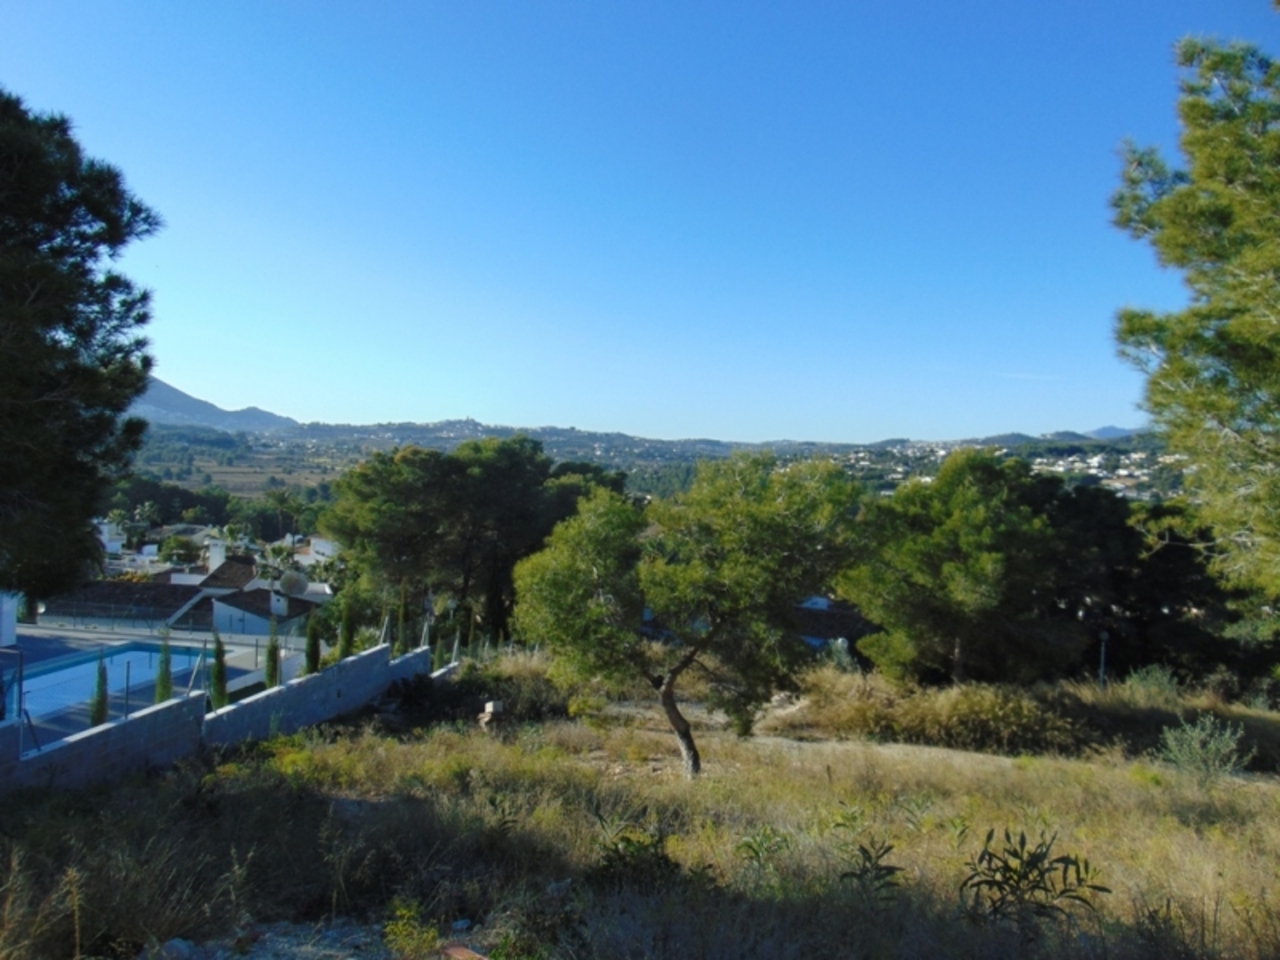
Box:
left=132, top=377, right=1148, bottom=458
left=1088, top=426, right=1144, bottom=440
left=130, top=378, right=298, bottom=433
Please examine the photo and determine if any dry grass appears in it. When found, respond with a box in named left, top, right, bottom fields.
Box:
left=4, top=656, right=1280, bottom=957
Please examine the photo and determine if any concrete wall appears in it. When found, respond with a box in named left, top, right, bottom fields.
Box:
left=0, top=693, right=205, bottom=794
left=0, top=645, right=439, bottom=796
left=204, top=644, right=433, bottom=746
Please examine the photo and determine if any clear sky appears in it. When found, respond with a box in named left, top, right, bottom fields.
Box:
left=4, top=2, right=1278, bottom=443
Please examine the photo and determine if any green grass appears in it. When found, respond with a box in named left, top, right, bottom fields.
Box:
left=4, top=654, right=1280, bottom=958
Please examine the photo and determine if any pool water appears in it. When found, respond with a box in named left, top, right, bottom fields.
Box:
left=17, top=642, right=207, bottom=719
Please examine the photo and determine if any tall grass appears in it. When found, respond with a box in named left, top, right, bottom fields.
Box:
left=4, top=653, right=1280, bottom=958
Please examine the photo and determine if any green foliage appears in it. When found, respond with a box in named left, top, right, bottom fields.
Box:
left=0, top=88, right=160, bottom=598
left=154, top=639, right=173, bottom=703
left=1113, top=35, right=1280, bottom=596
left=516, top=454, right=862, bottom=774
left=589, top=814, right=683, bottom=892
left=1159, top=713, right=1256, bottom=787
left=89, top=655, right=108, bottom=726
left=768, top=667, right=1086, bottom=757
left=382, top=896, right=439, bottom=959
left=838, top=836, right=903, bottom=905
left=339, top=601, right=355, bottom=660
left=159, top=535, right=200, bottom=565
left=304, top=615, right=322, bottom=675
left=961, top=828, right=1110, bottom=937
left=736, top=823, right=791, bottom=889
left=843, top=450, right=1091, bottom=684
left=323, top=437, right=619, bottom=645
left=265, top=620, right=281, bottom=688
left=210, top=631, right=228, bottom=709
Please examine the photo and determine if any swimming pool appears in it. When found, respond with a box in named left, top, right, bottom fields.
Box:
left=14, top=642, right=208, bottom=719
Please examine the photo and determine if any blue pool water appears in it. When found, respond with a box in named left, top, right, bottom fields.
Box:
left=16, top=642, right=207, bottom=719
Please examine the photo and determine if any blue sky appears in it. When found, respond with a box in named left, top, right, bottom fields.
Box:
left=4, top=1, right=1278, bottom=443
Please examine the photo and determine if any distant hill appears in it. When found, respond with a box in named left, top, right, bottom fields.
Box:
left=131, top=378, right=1148, bottom=463
left=1088, top=426, right=1145, bottom=440
left=131, top=378, right=298, bottom=433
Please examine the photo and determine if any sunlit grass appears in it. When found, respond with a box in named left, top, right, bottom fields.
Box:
left=4, top=653, right=1280, bottom=957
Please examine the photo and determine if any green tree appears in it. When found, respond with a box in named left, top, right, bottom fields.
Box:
left=89, top=655, right=109, bottom=726
left=0, top=89, right=160, bottom=599
left=840, top=450, right=1088, bottom=685
left=160, top=535, right=200, bottom=565
left=516, top=455, right=861, bottom=776
left=323, top=436, right=620, bottom=645
left=210, top=630, right=228, bottom=709
left=265, top=619, right=281, bottom=688
left=305, top=614, right=322, bottom=675
left=154, top=638, right=173, bottom=703
left=338, top=600, right=355, bottom=660
left=1113, top=34, right=1280, bottom=595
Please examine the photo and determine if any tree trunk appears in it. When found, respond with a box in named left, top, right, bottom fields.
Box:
left=952, top=636, right=966, bottom=684
left=659, top=677, right=701, bottom=777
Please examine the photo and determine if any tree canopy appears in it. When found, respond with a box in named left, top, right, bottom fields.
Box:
left=0, top=88, right=159, bottom=598
left=514, top=454, right=862, bottom=775
left=1113, top=35, right=1280, bottom=596
left=321, top=436, right=623, bottom=643
left=840, top=450, right=1088, bottom=685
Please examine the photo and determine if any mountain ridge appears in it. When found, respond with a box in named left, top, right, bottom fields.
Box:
left=132, top=377, right=1145, bottom=451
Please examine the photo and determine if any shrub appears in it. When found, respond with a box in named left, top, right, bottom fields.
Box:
left=961, top=828, right=1109, bottom=939
left=1159, top=713, right=1256, bottom=787
left=892, top=685, right=1080, bottom=755
left=382, top=896, right=438, bottom=959
left=764, top=668, right=1083, bottom=756
left=1119, top=664, right=1183, bottom=710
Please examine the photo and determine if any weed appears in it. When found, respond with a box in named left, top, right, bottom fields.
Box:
left=382, top=896, right=439, bottom=960
left=735, top=823, right=790, bottom=887
left=838, top=836, right=902, bottom=905
left=961, top=828, right=1109, bottom=939
left=1159, top=713, right=1256, bottom=787
left=589, top=813, right=682, bottom=892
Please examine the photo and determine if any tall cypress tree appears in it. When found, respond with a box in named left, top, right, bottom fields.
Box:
left=265, top=618, right=281, bottom=688
left=304, top=615, right=321, bottom=675
left=338, top=602, right=355, bottom=660
left=154, top=638, right=173, bottom=703
left=210, top=630, right=228, bottom=709
left=89, top=655, right=108, bottom=726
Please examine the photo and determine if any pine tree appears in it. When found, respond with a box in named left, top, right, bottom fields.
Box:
left=1114, top=35, right=1280, bottom=594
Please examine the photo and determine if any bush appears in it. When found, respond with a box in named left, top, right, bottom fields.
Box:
left=1158, top=713, right=1256, bottom=786
left=763, top=667, right=1083, bottom=756
left=961, top=828, right=1109, bottom=939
